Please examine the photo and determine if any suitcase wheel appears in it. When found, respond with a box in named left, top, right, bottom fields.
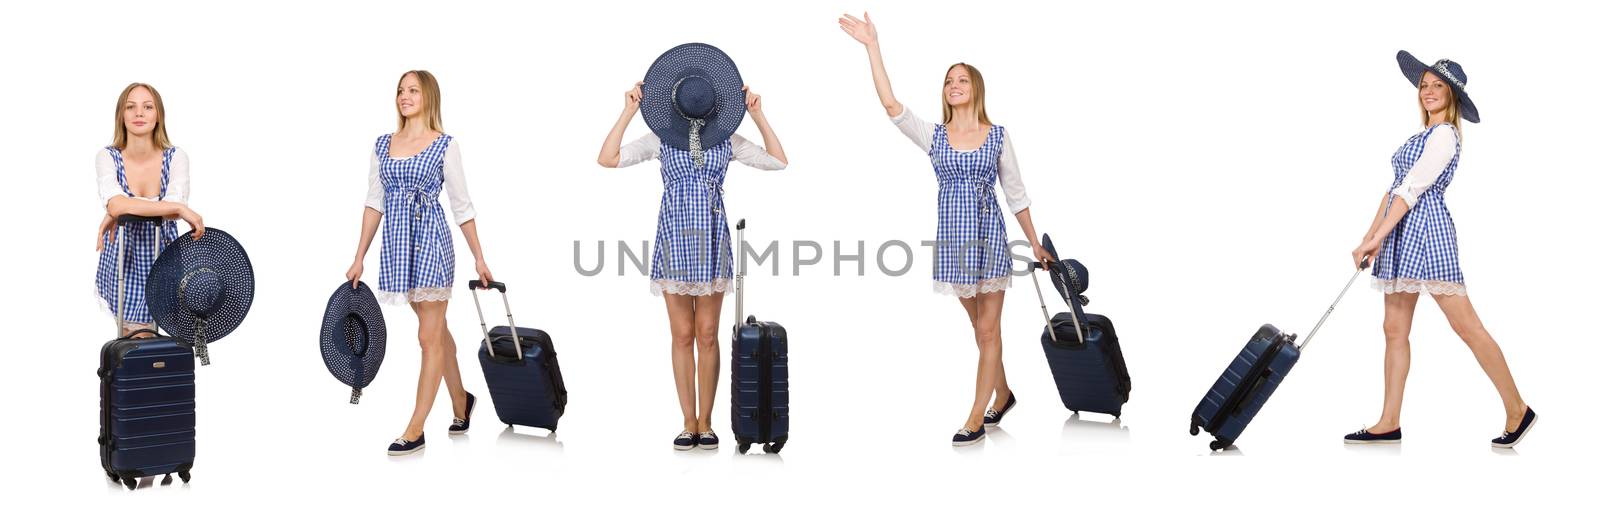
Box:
left=1189, top=424, right=1199, bottom=436
left=1208, top=440, right=1229, bottom=451
left=161, top=474, right=173, bottom=486
left=178, top=470, right=191, bottom=483
left=767, top=436, right=787, bottom=454
left=737, top=442, right=751, bottom=455
left=122, top=476, right=137, bottom=490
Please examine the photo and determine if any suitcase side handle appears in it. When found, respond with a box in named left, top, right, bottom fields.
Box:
left=466, top=279, right=522, bottom=358
left=1028, top=261, right=1084, bottom=344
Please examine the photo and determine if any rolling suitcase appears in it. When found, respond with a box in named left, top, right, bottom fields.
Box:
left=730, top=219, right=789, bottom=455
left=470, top=280, right=567, bottom=432
left=99, top=214, right=195, bottom=490
left=1027, top=259, right=1131, bottom=418
left=1189, top=262, right=1367, bottom=450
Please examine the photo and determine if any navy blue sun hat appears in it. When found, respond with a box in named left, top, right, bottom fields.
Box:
left=147, top=228, right=255, bottom=366
left=321, top=281, right=387, bottom=404
left=641, top=43, right=745, bottom=167
left=1040, top=233, right=1090, bottom=308
left=1397, top=50, right=1479, bottom=123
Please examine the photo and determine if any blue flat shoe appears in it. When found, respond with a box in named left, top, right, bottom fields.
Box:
left=952, top=426, right=986, bottom=447
left=1492, top=407, right=1537, bottom=449
left=448, top=392, right=477, bottom=435
left=984, top=394, right=1017, bottom=427
left=698, top=431, right=720, bottom=450
left=387, top=434, right=426, bottom=456
left=672, top=431, right=697, bottom=451
left=1343, top=427, right=1402, bottom=444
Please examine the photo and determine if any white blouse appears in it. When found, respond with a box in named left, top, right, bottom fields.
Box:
left=891, top=109, right=1032, bottom=214
left=96, top=147, right=190, bottom=207
left=1391, top=124, right=1459, bottom=208
left=365, top=139, right=477, bottom=225
left=615, top=132, right=787, bottom=171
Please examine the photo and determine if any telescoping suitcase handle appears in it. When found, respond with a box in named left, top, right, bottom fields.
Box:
left=114, top=214, right=163, bottom=338
left=1028, top=260, right=1085, bottom=345
left=1297, top=259, right=1369, bottom=351
left=467, top=279, right=523, bottom=359
left=734, top=219, right=747, bottom=326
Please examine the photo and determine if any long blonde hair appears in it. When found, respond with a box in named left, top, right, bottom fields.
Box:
left=941, top=63, right=991, bottom=125
left=1418, top=72, right=1462, bottom=138
left=111, top=83, right=172, bottom=150
left=396, top=70, right=444, bottom=132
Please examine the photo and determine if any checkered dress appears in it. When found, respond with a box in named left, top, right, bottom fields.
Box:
left=650, top=140, right=734, bottom=296
left=375, top=134, right=456, bottom=303
left=929, top=125, right=1010, bottom=297
left=1373, top=125, right=1464, bottom=295
left=95, top=147, right=180, bottom=323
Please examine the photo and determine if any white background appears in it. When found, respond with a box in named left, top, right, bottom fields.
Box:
left=4, top=0, right=1595, bottom=503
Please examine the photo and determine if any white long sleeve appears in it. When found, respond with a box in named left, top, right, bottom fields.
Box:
left=1391, top=124, right=1458, bottom=207
left=96, top=149, right=121, bottom=207
left=729, top=133, right=786, bottom=170
left=616, top=134, right=661, bottom=168
left=165, top=148, right=190, bottom=204
left=890, top=109, right=1031, bottom=214
left=364, top=151, right=384, bottom=212
left=441, top=140, right=477, bottom=225
left=616, top=132, right=785, bottom=170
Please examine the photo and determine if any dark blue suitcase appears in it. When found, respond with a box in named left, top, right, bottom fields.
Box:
left=1189, top=264, right=1366, bottom=450
left=469, top=280, right=567, bottom=432
left=730, top=219, right=789, bottom=454
left=99, top=215, right=195, bottom=490
left=1028, top=260, right=1131, bottom=418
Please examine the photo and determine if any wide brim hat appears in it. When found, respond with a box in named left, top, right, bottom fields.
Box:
left=321, top=281, right=387, bottom=404
left=1040, top=234, right=1090, bottom=308
left=147, top=227, right=254, bottom=365
left=641, top=43, right=745, bottom=156
left=1397, top=50, right=1479, bottom=123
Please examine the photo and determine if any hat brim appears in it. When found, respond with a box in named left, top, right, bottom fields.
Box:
left=1397, top=50, right=1479, bottom=123
left=641, top=43, right=746, bottom=152
left=321, top=281, right=386, bottom=389
left=147, top=228, right=255, bottom=345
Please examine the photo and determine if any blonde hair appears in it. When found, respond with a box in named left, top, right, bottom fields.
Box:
left=396, top=70, right=444, bottom=132
left=941, top=63, right=991, bottom=125
left=1417, top=71, right=1462, bottom=138
left=111, top=83, right=172, bottom=150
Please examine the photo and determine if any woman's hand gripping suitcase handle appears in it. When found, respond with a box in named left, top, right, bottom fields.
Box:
left=468, top=279, right=521, bottom=358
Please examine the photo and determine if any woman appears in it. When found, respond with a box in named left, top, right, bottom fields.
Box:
left=1345, top=52, right=1535, bottom=448
left=840, top=13, right=1051, bottom=446
left=346, top=70, right=494, bottom=456
left=95, top=82, right=204, bottom=338
left=597, top=43, right=788, bottom=451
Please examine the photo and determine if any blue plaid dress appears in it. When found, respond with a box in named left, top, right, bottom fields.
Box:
left=929, top=125, right=1010, bottom=297
left=1373, top=125, right=1464, bottom=295
left=650, top=140, right=734, bottom=296
left=95, top=147, right=180, bottom=323
left=375, top=134, right=456, bottom=304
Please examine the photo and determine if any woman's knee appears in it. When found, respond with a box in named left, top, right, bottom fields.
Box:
left=694, top=324, right=720, bottom=349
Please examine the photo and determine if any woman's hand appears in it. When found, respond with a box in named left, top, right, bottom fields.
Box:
left=1033, top=242, right=1056, bottom=268
left=1352, top=237, right=1381, bottom=270
left=838, top=12, right=878, bottom=47
left=744, top=85, right=763, bottom=116
left=475, top=259, right=495, bottom=287
left=624, top=81, right=643, bottom=115
left=96, top=214, right=116, bottom=251
left=345, top=258, right=363, bottom=289
left=176, top=205, right=205, bottom=239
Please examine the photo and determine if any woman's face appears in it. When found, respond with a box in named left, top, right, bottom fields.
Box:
left=396, top=73, right=425, bottom=119
left=122, top=86, right=157, bottom=137
left=1418, top=71, right=1453, bottom=115
left=944, top=65, right=973, bottom=107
